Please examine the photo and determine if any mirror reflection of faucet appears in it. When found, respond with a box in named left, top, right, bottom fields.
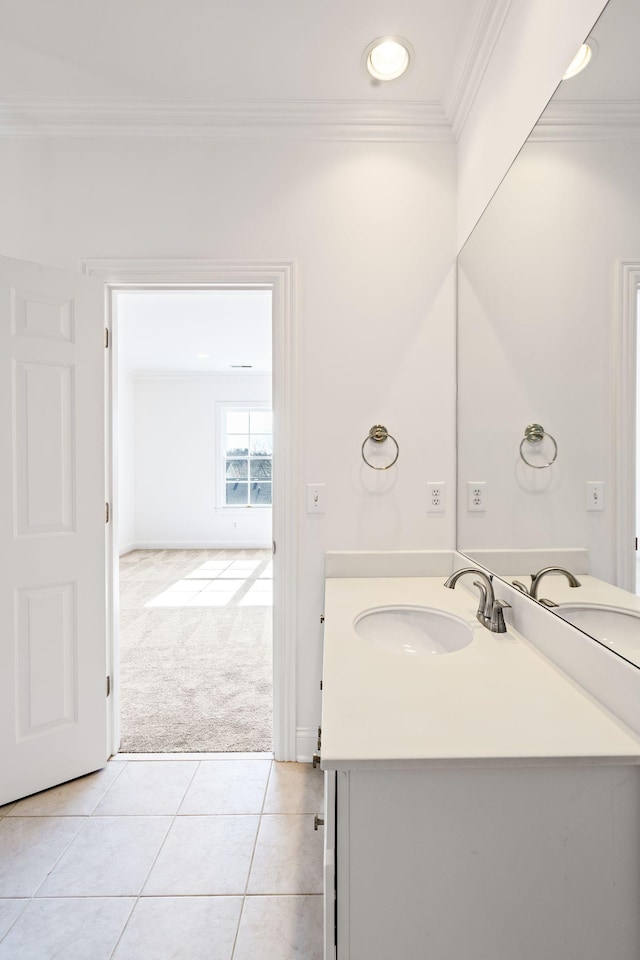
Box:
left=444, top=567, right=511, bottom=633
left=512, top=567, right=582, bottom=601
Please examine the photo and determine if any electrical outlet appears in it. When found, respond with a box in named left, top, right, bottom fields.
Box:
left=427, top=481, right=446, bottom=514
left=467, top=481, right=487, bottom=512
left=586, top=481, right=604, bottom=512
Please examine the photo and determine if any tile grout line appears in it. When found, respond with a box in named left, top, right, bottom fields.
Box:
left=24, top=761, right=134, bottom=899
left=0, top=895, right=29, bottom=944
left=229, top=757, right=274, bottom=960
left=172, top=757, right=204, bottom=818
left=105, top=758, right=203, bottom=959
left=0, top=759, right=132, bottom=938
left=85, top=760, right=128, bottom=817
left=27, top=811, right=97, bottom=901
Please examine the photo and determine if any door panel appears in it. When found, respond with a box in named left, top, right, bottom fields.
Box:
left=0, top=256, right=106, bottom=805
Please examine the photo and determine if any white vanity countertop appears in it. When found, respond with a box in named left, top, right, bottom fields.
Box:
left=321, top=576, right=640, bottom=770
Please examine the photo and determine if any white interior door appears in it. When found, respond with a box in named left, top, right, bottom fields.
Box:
left=0, top=255, right=107, bottom=805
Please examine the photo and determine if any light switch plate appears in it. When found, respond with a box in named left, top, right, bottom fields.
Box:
left=586, top=481, right=604, bottom=512
left=306, top=483, right=326, bottom=514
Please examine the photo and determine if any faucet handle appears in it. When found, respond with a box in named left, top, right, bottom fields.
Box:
left=472, top=580, right=492, bottom=621
left=512, top=580, right=529, bottom=595
left=490, top=599, right=511, bottom=633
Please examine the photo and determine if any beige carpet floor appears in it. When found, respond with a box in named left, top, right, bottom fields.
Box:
left=118, top=549, right=273, bottom=753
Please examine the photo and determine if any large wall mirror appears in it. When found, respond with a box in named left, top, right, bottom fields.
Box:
left=457, top=0, right=640, bottom=667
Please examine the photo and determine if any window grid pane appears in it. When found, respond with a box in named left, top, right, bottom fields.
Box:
left=226, top=459, right=248, bottom=480
left=226, top=481, right=249, bottom=505
left=249, top=411, right=272, bottom=434
left=251, top=482, right=272, bottom=505
left=226, top=411, right=250, bottom=433
left=250, top=459, right=271, bottom=480
left=226, top=435, right=249, bottom=456
left=223, top=408, right=272, bottom=507
left=250, top=435, right=272, bottom=456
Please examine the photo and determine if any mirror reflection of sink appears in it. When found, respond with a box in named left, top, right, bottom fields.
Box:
left=353, top=606, right=474, bottom=656
left=555, top=604, right=640, bottom=653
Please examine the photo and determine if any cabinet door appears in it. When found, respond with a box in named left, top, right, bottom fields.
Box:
left=335, top=770, right=351, bottom=959
left=323, top=770, right=337, bottom=960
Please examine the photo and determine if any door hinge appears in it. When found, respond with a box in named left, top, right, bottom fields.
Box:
left=272, top=540, right=276, bottom=555
left=106, top=675, right=111, bottom=697
left=636, top=537, right=638, bottom=551
left=105, top=502, right=110, bottom=523
left=104, top=327, right=110, bottom=348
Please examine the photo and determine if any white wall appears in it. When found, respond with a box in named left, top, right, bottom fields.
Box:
left=132, top=374, right=271, bottom=548
left=457, top=0, right=607, bottom=248
left=0, top=137, right=457, bottom=751
left=458, top=139, right=640, bottom=582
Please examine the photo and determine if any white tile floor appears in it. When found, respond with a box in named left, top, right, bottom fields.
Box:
left=0, top=757, right=324, bottom=959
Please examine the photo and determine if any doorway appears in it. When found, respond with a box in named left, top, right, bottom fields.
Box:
left=97, top=260, right=298, bottom=762
left=114, top=288, right=273, bottom=753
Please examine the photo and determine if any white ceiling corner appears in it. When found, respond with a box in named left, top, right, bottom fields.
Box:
left=442, top=0, right=515, bottom=138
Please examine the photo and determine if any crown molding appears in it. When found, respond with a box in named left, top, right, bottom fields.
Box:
left=0, top=96, right=454, bottom=142
left=82, top=257, right=294, bottom=283
left=132, top=370, right=269, bottom=380
left=443, top=0, right=514, bottom=139
left=530, top=100, right=640, bottom=141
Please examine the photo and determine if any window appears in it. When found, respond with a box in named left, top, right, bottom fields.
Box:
left=221, top=406, right=272, bottom=507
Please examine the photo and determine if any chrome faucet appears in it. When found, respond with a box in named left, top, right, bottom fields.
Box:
left=513, top=566, right=582, bottom=601
left=444, top=567, right=511, bottom=633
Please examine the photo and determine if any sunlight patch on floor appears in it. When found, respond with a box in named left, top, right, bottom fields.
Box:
left=146, top=559, right=272, bottom=608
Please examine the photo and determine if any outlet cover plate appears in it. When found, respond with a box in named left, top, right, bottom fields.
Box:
left=427, top=481, right=446, bottom=514
left=467, top=481, right=487, bottom=512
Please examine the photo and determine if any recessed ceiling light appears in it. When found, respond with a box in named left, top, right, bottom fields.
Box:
left=364, top=37, right=412, bottom=82
left=562, top=38, right=598, bottom=80
left=196, top=352, right=208, bottom=358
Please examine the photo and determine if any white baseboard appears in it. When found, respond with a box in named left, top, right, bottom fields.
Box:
left=296, top=726, right=318, bottom=764
left=121, top=540, right=271, bottom=551
left=119, top=542, right=137, bottom=556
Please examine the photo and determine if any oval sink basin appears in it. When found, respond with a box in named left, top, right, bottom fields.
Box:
left=353, top=605, right=474, bottom=656
left=555, top=603, right=640, bottom=652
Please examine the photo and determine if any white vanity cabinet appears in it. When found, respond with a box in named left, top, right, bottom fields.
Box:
left=321, top=574, right=640, bottom=960
left=323, top=761, right=640, bottom=960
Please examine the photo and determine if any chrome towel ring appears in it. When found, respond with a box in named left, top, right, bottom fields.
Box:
left=361, top=424, right=399, bottom=470
left=519, top=423, right=558, bottom=469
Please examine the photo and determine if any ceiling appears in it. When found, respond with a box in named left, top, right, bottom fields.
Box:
left=0, top=0, right=506, bottom=139
left=117, top=290, right=272, bottom=374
